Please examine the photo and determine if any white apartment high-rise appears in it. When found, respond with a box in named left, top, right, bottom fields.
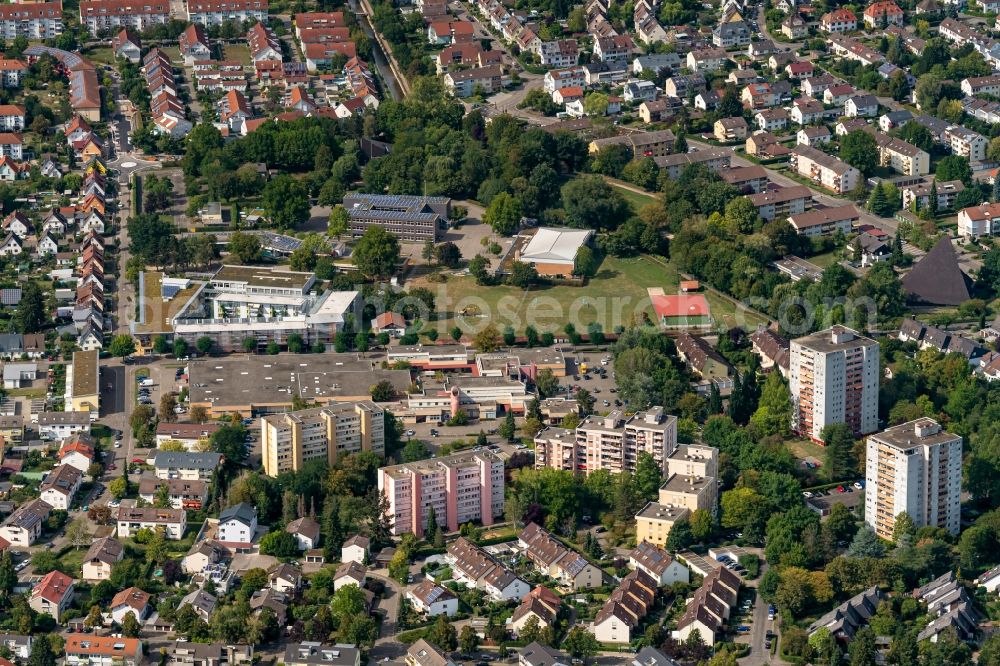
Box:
left=865, top=419, right=962, bottom=540
left=789, top=326, right=879, bottom=442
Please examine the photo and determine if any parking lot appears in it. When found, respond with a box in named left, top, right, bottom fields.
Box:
left=803, top=481, right=865, bottom=516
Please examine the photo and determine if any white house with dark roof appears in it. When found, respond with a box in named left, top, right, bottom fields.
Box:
left=341, top=534, right=369, bottom=564
left=407, top=580, right=458, bottom=617
left=218, top=503, right=257, bottom=547
left=286, top=517, right=320, bottom=551
left=629, top=541, right=690, bottom=586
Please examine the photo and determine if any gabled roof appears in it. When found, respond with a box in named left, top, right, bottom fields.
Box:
left=32, top=570, right=73, bottom=603
left=219, top=502, right=256, bottom=526
left=111, top=586, right=150, bottom=610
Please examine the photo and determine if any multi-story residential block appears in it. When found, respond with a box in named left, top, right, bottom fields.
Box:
left=714, top=116, right=748, bottom=142
left=713, top=20, right=751, bottom=47
left=64, top=635, right=142, bottom=666
left=79, top=0, right=169, bottom=33
left=865, top=419, right=962, bottom=540
left=0, top=635, right=31, bottom=660
left=116, top=504, right=187, bottom=539
left=789, top=146, right=861, bottom=193
left=39, top=464, right=82, bottom=510
left=789, top=326, right=880, bottom=441
left=543, top=66, right=586, bottom=93
left=944, top=125, right=987, bottom=162
left=444, top=64, right=503, bottom=97
left=342, top=193, right=450, bottom=242
left=534, top=407, right=677, bottom=475
left=655, top=149, right=731, bottom=179
left=788, top=204, right=861, bottom=237
left=187, top=0, right=268, bottom=26
left=901, top=179, right=964, bottom=211
left=0, top=3, right=63, bottom=41
left=594, top=34, right=633, bottom=62
left=538, top=39, right=578, bottom=67
left=0, top=497, right=51, bottom=546
left=748, top=185, right=813, bottom=220
left=379, top=450, right=504, bottom=536
left=962, top=74, right=1000, bottom=96
left=65, top=349, right=100, bottom=414
left=153, top=451, right=223, bottom=481
left=261, top=401, right=384, bottom=476
left=0, top=58, right=26, bottom=88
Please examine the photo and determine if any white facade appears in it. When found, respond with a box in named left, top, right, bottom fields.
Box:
left=789, top=326, right=879, bottom=442
left=865, top=419, right=962, bottom=540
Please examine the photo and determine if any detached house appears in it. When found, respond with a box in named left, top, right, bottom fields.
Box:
left=82, top=536, right=123, bottom=581
left=29, top=571, right=74, bottom=622
left=863, top=0, right=903, bottom=27
left=218, top=502, right=258, bottom=549
left=110, top=587, right=151, bottom=624
left=820, top=8, right=857, bottom=32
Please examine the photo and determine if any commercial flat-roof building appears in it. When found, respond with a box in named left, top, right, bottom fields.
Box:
left=187, top=354, right=412, bottom=417
left=790, top=326, right=879, bottom=441
left=865, top=419, right=962, bottom=540
left=261, top=401, right=385, bottom=476
left=171, top=265, right=360, bottom=352
left=378, top=450, right=504, bottom=536
left=512, top=227, right=593, bottom=277
left=65, top=350, right=99, bottom=415
left=342, top=193, right=451, bottom=243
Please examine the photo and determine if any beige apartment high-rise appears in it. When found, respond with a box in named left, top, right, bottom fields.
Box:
left=865, top=419, right=962, bottom=540
left=789, top=326, right=879, bottom=442
left=261, top=401, right=384, bottom=476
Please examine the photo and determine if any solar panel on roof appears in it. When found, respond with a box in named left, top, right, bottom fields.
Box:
left=161, top=285, right=181, bottom=299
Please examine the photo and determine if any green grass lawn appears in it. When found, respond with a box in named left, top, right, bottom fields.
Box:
left=807, top=250, right=841, bottom=269
left=85, top=47, right=116, bottom=66
left=411, top=254, right=766, bottom=334
left=607, top=181, right=661, bottom=213
left=57, top=546, right=86, bottom=576
left=224, top=44, right=253, bottom=67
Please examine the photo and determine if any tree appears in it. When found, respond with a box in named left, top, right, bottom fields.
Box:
left=635, top=452, right=661, bottom=501
left=262, top=174, right=310, bottom=229
left=563, top=627, right=599, bottom=661
left=690, top=508, right=714, bottom=543
left=583, top=92, right=609, bottom=117
left=27, top=634, right=55, bottom=666
left=867, top=182, right=891, bottom=216
left=749, top=372, right=792, bottom=437
left=121, top=612, right=141, bottom=638
left=65, top=518, right=91, bottom=549
left=159, top=393, right=178, bottom=422
left=196, top=337, right=213, bottom=355
left=353, top=225, right=401, bottom=279
left=506, top=261, right=538, bottom=288
left=402, top=439, right=430, bottom=462
left=573, top=246, right=599, bottom=277
left=459, top=625, right=480, bottom=654
left=328, top=205, right=349, bottom=238
left=428, top=615, right=457, bottom=652
left=13, top=281, right=45, bottom=333
left=173, top=338, right=189, bottom=359
left=260, top=530, right=300, bottom=557
left=850, top=628, right=878, bottom=666
left=109, top=475, right=129, bottom=499
left=840, top=130, right=879, bottom=176
left=847, top=525, right=885, bottom=558
left=228, top=231, right=262, bottom=264
left=108, top=335, right=137, bottom=361
left=821, top=423, right=856, bottom=480
left=435, top=242, right=461, bottom=267
left=935, top=154, right=973, bottom=185
left=561, top=176, right=630, bottom=230
left=473, top=323, right=502, bottom=352
left=499, top=410, right=517, bottom=441
left=535, top=369, right=559, bottom=398
left=483, top=192, right=523, bottom=235
left=724, top=196, right=758, bottom=233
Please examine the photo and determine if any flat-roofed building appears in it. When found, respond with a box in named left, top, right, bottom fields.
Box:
left=155, top=422, right=222, bottom=450
left=865, top=419, right=962, bottom=540
left=790, top=326, right=879, bottom=441
left=116, top=504, right=187, bottom=539
left=378, top=450, right=504, bottom=536
left=284, top=643, right=359, bottom=666
left=261, top=401, right=384, bottom=476
left=341, top=194, right=450, bottom=242
left=170, top=642, right=254, bottom=666
left=65, top=350, right=99, bottom=414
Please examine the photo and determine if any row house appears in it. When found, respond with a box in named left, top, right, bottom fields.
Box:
left=592, top=568, right=658, bottom=644
left=519, top=523, right=603, bottom=590
left=962, top=74, right=1000, bottom=96
left=218, top=89, right=252, bottom=133
left=938, top=17, right=990, bottom=51
left=635, top=7, right=668, bottom=44
left=247, top=21, right=281, bottom=63
left=828, top=35, right=882, bottom=66
left=790, top=146, right=861, bottom=193
left=112, top=28, right=141, bottom=63
left=179, top=24, right=211, bottom=65
left=447, top=537, right=530, bottom=601
left=673, top=568, right=741, bottom=647
left=78, top=0, right=169, bottom=33
left=748, top=184, right=813, bottom=221
left=187, top=0, right=268, bottom=26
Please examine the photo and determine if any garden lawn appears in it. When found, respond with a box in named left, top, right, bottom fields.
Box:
left=57, top=547, right=86, bottom=576
left=807, top=250, right=840, bottom=269
left=607, top=181, right=661, bottom=213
